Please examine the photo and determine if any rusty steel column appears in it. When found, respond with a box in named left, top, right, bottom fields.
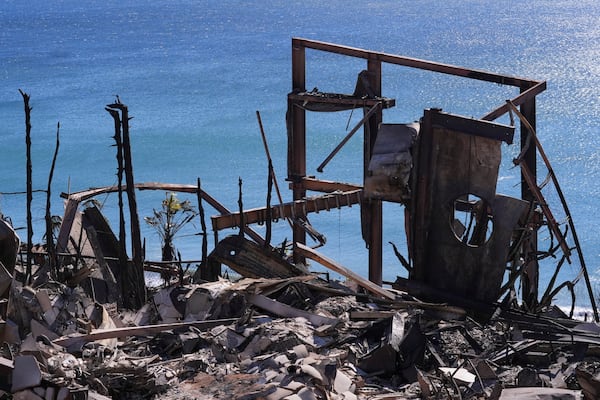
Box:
left=290, top=40, right=307, bottom=262
left=366, top=59, right=383, bottom=285
left=520, top=89, right=539, bottom=309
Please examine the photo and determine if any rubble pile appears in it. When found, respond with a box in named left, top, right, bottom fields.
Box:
left=2, top=262, right=600, bottom=400
left=4, top=38, right=599, bottom=400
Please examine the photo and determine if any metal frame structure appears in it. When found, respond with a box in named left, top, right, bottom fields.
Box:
left=286, top=37, right=544, bottom=288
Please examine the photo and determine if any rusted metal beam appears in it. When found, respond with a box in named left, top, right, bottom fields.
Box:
left=507, top=100, right=599, bottom=321
left=516, top=162, right=570, bottom=259
left=57, top=182, right=266, bottom=248
left=211, top=190, right=362, bottom=231
left=317, top=102, right=381, bottom=172
left=288, top=92, right=395, bottom=109
left=290, top=43, right=308, bottom=262
left=481, top=81, right=546, bottom=122
left=366, top=58, right=383, bottom=286
left=293, top=38, right=539, bottom=88
left=518, top=90, right=539, bottom=311
left=429, top=110, right=515, bottom=144
left=298, top=177, right=362, bottom=193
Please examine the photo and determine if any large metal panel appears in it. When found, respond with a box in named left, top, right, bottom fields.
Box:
left=411, top=109, right=527, bottom=306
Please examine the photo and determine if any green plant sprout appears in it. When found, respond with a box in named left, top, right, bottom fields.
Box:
left=144, top=192, right=198, bottom=261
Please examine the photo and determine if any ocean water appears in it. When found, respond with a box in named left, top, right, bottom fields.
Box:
left=1, top=1, right=599, bottom=308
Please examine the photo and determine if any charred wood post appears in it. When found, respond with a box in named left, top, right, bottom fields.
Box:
left=196, top=178, right=208, bottom=266
left=19, top=89, right=34, bottom=284
left=266, top=160, right=273, bottom=247
left=193, top=178, right=220, bottom=281
left=45, top=122, right=60, bottom=277
left=237, top=177, right=245, bottom=238
left=257, top=110, right=293, bottom=243
left=106, top=100, right=145, bottom=309
left=106, top=108, right=127, bottom=301
left=106, top=107, right=127, bottom=280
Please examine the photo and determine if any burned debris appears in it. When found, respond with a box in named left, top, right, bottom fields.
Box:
left=1, top=38, right=599, bottom=399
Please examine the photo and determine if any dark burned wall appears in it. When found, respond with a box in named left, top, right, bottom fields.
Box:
left=411, top=109, right=527, bottom=305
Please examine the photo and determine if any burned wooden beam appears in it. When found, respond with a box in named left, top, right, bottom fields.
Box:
left=53, top=317, right=242, bottom=349
left=298, top=177, right=362, bottom=193
left=295, top=242, right=395, bottom=300
left=209, top=235, right=307, bottom=279
left=19, top=89, right=33, bottom=284
left=45, top=122, right=60, bottom=276
left=211, top=189, right=362, bottom=231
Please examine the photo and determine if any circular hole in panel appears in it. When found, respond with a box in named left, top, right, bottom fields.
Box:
left=450, top=193, right=493, bottom=247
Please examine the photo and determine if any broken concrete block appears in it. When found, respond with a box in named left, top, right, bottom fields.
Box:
left=292, top=344, right=309, bottom=359
left=264, top=369, right=280, bottom=383
left=12, top=390, right=44, bottom=400
left=439, top=367, right=476, bottom=386
left=265, top=387, right=293, bottom=400
left=300, top=364, right=323, bottom=383
left=0, top=262, right=12, bottom=298
left=11, top=356, right=42, bottom=393
left=30, top=319, right=60, bottom=342
left=32, top=387, right=45, bottom=398
left=184, top=289, right=213, bottom=321
left=340, top=392, right=357, bottom=400
left=498, top=387, right=583, bottom=400
left=45, top=387, right=56, bottom=400
left=295, top=387, right=318, bottom=400
left=274, top=354, right=290, bottom=366
left=333, top=370, right=353, bottom=394
left=153, top=288, right=183, bottom=323
left=87, top=390, right=112, bottom=400
left=56, top=387, right=70, bottom=400
left=35, top=289, right=53, bottom=313
left=3, top=319, right=20, bottom=344
left=282, top=381, right=305, bottom=392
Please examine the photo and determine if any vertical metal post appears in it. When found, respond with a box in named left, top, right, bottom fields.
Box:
left=366, top=59, right=383, bottom=285
left=290, top=40, right=307, bottom=262
left=520, top=90, right=539, bottom=308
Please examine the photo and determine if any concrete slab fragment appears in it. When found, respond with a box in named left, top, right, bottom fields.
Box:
left=11, top=355, right=42, bottom=393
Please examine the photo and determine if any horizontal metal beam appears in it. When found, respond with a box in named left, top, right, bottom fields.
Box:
left=211, top=189, right=362, bottom=231
left=293, top=37, right=540, bottom=88
left=297, top=177, right=362, bottom=193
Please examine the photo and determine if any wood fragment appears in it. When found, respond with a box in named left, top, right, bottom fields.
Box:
left=53, top=317, right=241, bottom=349
left=45, top=122, right=60, bottom=276
left=295, top=242, right=395, bottom=300
left=19, top=89, right=33, bottom=285
left=248, top=293, right=338, bottom=327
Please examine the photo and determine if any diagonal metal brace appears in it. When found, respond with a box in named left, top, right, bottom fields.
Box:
left=317, top=102, right=381, bottom=172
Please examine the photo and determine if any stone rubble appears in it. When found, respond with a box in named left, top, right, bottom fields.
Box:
left=2, top=265, right=599, bottom=400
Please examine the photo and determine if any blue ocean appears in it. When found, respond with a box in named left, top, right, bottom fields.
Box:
left=1, top=1, right=599, bottom=309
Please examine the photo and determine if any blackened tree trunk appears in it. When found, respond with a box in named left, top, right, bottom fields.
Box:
left=107, top=99, right=146, bottom=309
